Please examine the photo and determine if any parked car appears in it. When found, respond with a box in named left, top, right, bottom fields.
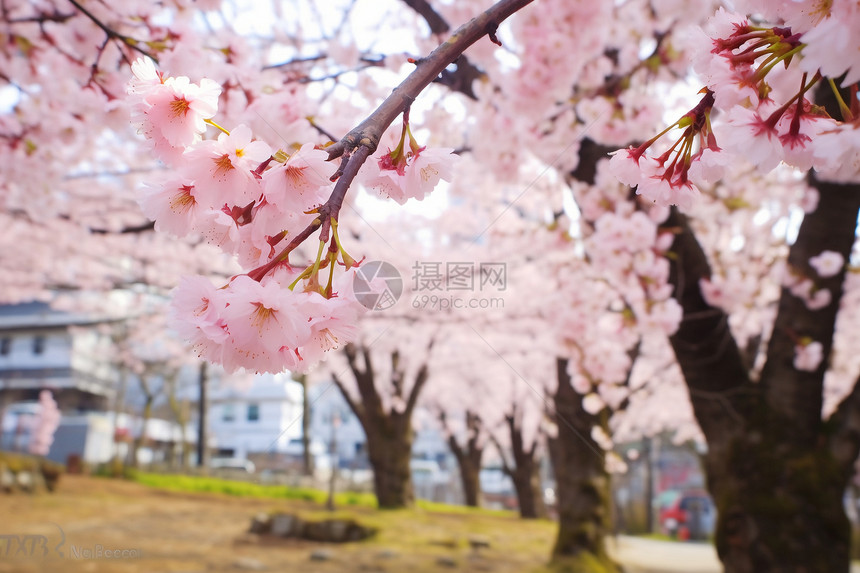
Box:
left=658, top=488, right=715, bottom=540
left=210, top=457, right=255, bottom=474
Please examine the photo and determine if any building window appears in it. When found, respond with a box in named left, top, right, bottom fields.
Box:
left=222, top=404, right=235, bottom=422
left=247, top=403, right=260, bottom=422
left=0, top=338, right=10, bottom=356
left=32, top=336, right=45, bottom=355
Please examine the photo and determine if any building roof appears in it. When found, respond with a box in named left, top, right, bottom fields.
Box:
left=0, top=301, right=100, bottom=330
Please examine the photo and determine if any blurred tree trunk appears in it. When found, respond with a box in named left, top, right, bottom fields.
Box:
left=549, top=358, right=618, bottom=570
left=441, top=409, right=485, bottom=507
left=365, top=420, right=414, bottom=508
left=165, top=372, right=188, bottom=470
left=130, top=376, right=155, bottom=469
left=332, top=343, right=430, bottom=509
left=493, top=406, right=547, bottom=519
left=664, top=175, right=860, bottom=572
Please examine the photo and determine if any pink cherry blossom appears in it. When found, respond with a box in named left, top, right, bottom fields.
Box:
left=806, top=288, right=832, bottom=310
left=169, top=275, right=230, bottom=361
left=220, top=275, right=313, bottom=353
left=718, top=105, right=785, bottom=173
left=181, top=124, right=271, bottom=210
left=128, top=59, right=221, bottom=150
left=809, top=250, right=844, bottom=278
left=794, top=340, right=823, bottom=371
left=138, top=176, right=201, bottom=237
left=28, top=390, right=61, bottom=456
left=262, top=143, right=332, bottom=213
left=799, top=0, right=860, bottom=86
left=364, top=144, right=457, bottom=205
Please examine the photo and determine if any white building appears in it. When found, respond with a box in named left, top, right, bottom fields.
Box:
left=0, top=301, right=116, bottom=413
left=208, top=373, right=304, bottom=460
left=0, top=302, right=196, bottom=466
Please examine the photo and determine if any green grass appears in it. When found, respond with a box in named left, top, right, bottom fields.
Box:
left=130, top=471, right=516, bottom=517
left=90, top=473, right=628, bottom=572
left=131, top=472, right=378, bottom=507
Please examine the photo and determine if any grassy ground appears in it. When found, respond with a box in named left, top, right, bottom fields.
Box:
left=0, top=474, right=561, bottom=573
left=130, top=472, right=513, bottom=516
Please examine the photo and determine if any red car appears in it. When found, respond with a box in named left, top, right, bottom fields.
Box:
left=658, top=489, right=715, bottom=540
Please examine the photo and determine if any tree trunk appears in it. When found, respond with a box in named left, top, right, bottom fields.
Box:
left=331, top=344, right=430, bottom=510
left=365, top=422, right=414, bottom=508
left=131, top=394, right=153, bottom=469
left=663, top=174, right=860, bottom=571
left=549, top=358, right=618, bottom=571
left=704, top=427, right=849, bottom=572
left=457, top=458, right=481, bottom=507
left=444, top=409, right=484, bottom=507
left=499, top=411, right=547, bottom=519
left=509, top=460, right=545, bottom=519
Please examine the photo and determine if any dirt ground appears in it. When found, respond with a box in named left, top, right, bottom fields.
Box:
left=0, top=475, right=558, bottom=573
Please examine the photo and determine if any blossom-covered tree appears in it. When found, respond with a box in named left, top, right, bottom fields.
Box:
left=4, top=0, right=860, bottom=570
left=28, top=390, right=61, bottom=457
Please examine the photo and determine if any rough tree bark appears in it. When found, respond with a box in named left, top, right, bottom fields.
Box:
left=664, top=175, right=860, bottom=572
left=332, top=343, right=430, bottom=509
left=441, top=409, right=485, bottom=507
left=492, top=405, right=548, bottom=519
left=548, top=358, right=618, bottom=571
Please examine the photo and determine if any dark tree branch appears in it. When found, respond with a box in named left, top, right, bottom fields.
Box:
left=88, top=220, right=155, bottom=235
left=827, top=373, right=860, bottom=479
left=404, top=337, right=434, bottom=418
left=66, top=0, right=158, bottom=63
left=405, top=362, right=429, bottom=419
left=402, top=0, right=450, bottom=34
left=487, top=430, right=513, bottom=477
left=342, top=343, right=385, bottom=424
left=663, top=208, right=757, bottom=439
left=759, top=176, right=860, bottom=443
left=326, top=0, right=534, bottom=161
left=331, top=371, right=364, bottom=425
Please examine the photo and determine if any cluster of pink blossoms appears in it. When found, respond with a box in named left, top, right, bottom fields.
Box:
left=781, top=250, right=846, bottom=312
left=126, top=59, right=450, bottom=373
left=360, top=117, right=456, bottom=205
left=28, top=390, right=61, bottom=456
left=610, top=2, right=860, bottom=208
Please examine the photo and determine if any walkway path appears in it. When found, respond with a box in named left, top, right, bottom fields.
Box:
left=611, top=535, right=860, bottom=573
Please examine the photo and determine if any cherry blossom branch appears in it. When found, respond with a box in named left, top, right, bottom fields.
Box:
left=66, top=0, right=158, bottom=63
left=402, top=0, right=450, bottom=35
left=401, top=0, right=484, bottom=99
left=248, top=0, right=533, bottom=283
left=326, top=0, right=535, bottom=161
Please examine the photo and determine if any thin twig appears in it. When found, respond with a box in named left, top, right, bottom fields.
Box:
left=246, top=0, right=535, bottom=284
left=66, top=0, right=158, bottom=63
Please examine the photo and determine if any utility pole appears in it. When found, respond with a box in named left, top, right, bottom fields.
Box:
left=196, top=361, right=208, bottom=468
left=643, top=436, right=654, bottom=533
left=326, top=411, right=341, bottom=511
